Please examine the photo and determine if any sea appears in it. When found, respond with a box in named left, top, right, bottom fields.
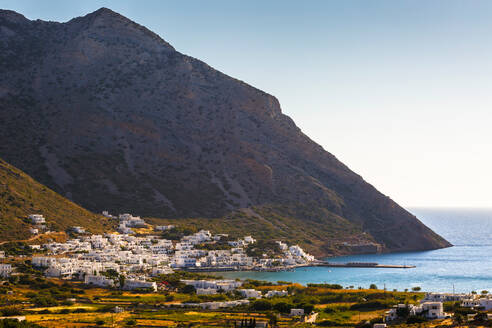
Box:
left=218, top=208, right=492, bottom=293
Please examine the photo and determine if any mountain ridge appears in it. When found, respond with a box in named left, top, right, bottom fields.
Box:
left=0, top=8, right=451, bottom=255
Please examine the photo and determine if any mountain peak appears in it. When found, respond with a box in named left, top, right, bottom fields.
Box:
left=88, top=7, right=126, bottom=21
left=93, top=7, right=116, bottom=15
left=73, top=7, right=175, bottom=51
left=0, top=8, right=450, bottom=256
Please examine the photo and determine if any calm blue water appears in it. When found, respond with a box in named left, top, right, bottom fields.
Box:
left=219, top=208, right=492, bottom=293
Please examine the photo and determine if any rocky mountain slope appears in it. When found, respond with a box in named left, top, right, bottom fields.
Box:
left=0, top=158, right=109, bottom=240
left=0, top=8, right=451, bottom=254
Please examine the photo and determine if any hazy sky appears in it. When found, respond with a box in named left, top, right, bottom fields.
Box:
left=2, top=0, right=492, bottom=208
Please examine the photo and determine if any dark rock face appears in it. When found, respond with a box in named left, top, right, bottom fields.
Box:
left=0, top=8, right=451, bottom=253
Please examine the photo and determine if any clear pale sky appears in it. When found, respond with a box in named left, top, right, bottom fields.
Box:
left=2, top=0, right=491, bottom=208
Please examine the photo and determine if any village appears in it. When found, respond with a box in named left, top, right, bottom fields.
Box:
left=2, top=212, right=315, bottom=294
left=0, top=212, right=491, bottom=327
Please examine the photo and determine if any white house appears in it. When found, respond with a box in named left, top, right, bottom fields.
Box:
left=123, top=279, right=157, bottom=292
left=29, top=228, right=39, bottom=234
left=238, top=289, right=262, bottom=298
left=155, top=225, right=175, bottom=231
left=182, top=230, right=212, bottom=244
left=243, top=236, right=256, bottom=244
left=71, top=226, right=85, bottom=234
left=464, top=297, right=492, bottom=311
left=118, top=213, right=134, bottom=220
left=288, top=245, right=315, bottom=262
left=265, top=290, right=288, bottom=298
left=420, top=302, right=446, bottom=319
left=126, top=217, right=146, bottom=228
left=118, top=224, right=134, bottom=234
left=0, top=264, right=12, bottom=278
left=461, top=299, right=480, bottom=308
left=276, top=241, right=288, bottom=251
left=29, top=214, right=45, bottom=224
left=423, top=293, right=470, bottom=302
left=290, top=308, right=305, bottom=316
left=181, top=279, right=242, bottom=291
left=197, top=288, right=218, bottom=295
left=32, top=256, right=57, bottom=267
left=151, top=267, right=173, bottom=276
left=171, top=256, right=196, bottom=268
left=479, top=298, right=492, bottom=311
left=84, top=274, right=115, bottom=287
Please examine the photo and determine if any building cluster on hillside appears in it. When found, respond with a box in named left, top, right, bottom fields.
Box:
left=423, top=292, right=492, bottom=311
left=116, top=213, right=146, bottom=234
left=28, top=214, right=47, bottom=235
left=386, top=292, right=492, bottom=322
left=277, top=241, right=316, bottom=263
left=21, top=213, right=314, bottom=292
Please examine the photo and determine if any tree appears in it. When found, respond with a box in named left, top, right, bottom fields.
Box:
left=102, top=269, right=119, bottom=279
left=406, top=315, right=426, bottom=324
left=369, top=284, right=377, bottom=289
left=266, top=312, right=278, bottom=327
left=273, top=301, right=292, bottom=313
left=473, top=312, right=488, bottom=323
left=396, top=306, right=410, bottom=318
left=411, top=286, right=421, bottom=291
left=302, top=303, right=314, bottom=314
left=118, top=274, right=125, bottom=288
left=452, top=313, right=464, bottom=327
left=181, top=285, right=196, bottom=294
left=251, top=300, right=272, bottom=311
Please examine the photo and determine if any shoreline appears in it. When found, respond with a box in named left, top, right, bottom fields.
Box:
left=181, top=260, right=416, bottom=273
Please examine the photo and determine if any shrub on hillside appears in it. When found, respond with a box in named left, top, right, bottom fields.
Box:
left=273, top=301, right=292, bottom=313
left=307, top=283, right=343, bottom=289
left=350, top=299, right=392, bottom=311
left=251, top=300, right=272, bottom=311
left=406, top=315, right=427, bottom=324
left=32, top=295, right=57, bottom=307
left=0, top=307, right=22, bottom=317
left=0, top=319, right=43, bottom=328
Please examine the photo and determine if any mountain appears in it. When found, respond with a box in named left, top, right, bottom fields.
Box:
left=0, top=8, right=450, bottom=255
left=0, top=157, right=110, bottom=241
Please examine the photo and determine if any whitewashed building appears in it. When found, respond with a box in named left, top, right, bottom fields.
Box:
left=265, top=290, right=288, bottom=297
left=123, top=279, right=157, bottom=292
left=196, top=288, right=218, bottom=295
left=85, top=274, right=115, bottom=287
left=420, top=302, right=446, bottom=319
left=290, top=308, right=305, bottom=316
left=156, top=225, right=175, bottom=231
left=238, top=289, right=262, bottom=298
left=71, top=226, right=86, bottom=234
left=0, top=264, right=12, bottom=278
left=181, top=279, right=242, bottom=292
left=29, top=214, right=45, bottom=224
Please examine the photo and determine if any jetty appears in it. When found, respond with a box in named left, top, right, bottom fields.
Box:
left=306, top=261, right=416, bottom=269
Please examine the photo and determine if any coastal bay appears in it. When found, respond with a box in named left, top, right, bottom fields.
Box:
left=217, top=208, right=492, bottom=293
